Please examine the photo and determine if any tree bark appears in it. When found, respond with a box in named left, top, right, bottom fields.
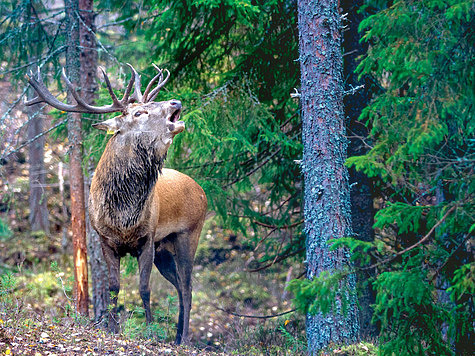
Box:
left=65, top=0, right=89, bottom=316
left=85, top=174, right=109, bottom=323
left=58, top=162, right=69, bottom=251
left=78, top=0, right=109, bottom=324
left=341, top=0, right=377, bottom=338
left=297, top=0, right=359, bottom=352
left=27, top=89, right=50, bottom=234
left=79, top=0, right=97, bottom=105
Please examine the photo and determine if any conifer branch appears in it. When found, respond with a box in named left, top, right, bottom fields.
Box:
left=362, top=206, right=457, bottom=271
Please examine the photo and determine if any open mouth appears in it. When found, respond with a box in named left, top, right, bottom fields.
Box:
left=167, top=107, right=185, bottom=135
left=169, top=108, right=181, bottom=123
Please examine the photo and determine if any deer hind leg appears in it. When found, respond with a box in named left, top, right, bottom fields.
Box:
left=100, top=239, right=121, bottom=333
left=154, top=230, right=198, bottom=345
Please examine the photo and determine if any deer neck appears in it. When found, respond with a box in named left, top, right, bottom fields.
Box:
left=98, top=135, right=165, bottom=229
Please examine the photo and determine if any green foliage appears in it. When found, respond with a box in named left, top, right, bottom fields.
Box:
left=344, top=1, right=475, bottom=354
left=135, top=0, right=299, bottom=95
left=122, top=254, right=138, bottom=277
left=373, top=202, right=426, bottom=234
left=352, top=0, right=474, bottom=187
left=448, top=263, right=475, bottom=303
left=277, top=322, right=307, bottom=353
left=337, top=341, right=378, bottom=356
left=225, top=316, right=307, bottom=355
left=0, top=0, right=63, bottom=82
left=287, top=270, right=356, bottom=318
left=168, top=83, right=300, bottom=229
left=374, top=269, right=453, bottom=355
left=122, top=295, right=178, bottom=342
left=0, top=218, right=12, bottom=240
left=0, top=272, right=17, bottom=306
left=4, top=0, right=473, bottom=353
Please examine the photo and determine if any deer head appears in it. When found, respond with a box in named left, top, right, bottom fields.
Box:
left=25, top=64, right=184, bottom=155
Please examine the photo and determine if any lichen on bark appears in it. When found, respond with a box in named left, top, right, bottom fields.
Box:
left=297, top=0, right=359, bottom=352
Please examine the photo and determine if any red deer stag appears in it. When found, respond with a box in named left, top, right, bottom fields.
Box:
left=25, top=65, right=207, bottom=344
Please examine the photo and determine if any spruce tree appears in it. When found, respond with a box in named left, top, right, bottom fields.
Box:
left=342, top=1, right=474, bottom=354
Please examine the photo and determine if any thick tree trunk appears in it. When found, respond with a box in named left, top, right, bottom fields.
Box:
left=297, top=0, right=359, bottom=352
left=341, top=0, right=377, bottom=338
left=27, top=90, right=50, bottom=234
left=65, top=0, right=89, bottom=316
left=78, top=0, right=109, bottom=324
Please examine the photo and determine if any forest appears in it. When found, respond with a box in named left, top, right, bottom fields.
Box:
left=0, top=0, right=473, bottom=355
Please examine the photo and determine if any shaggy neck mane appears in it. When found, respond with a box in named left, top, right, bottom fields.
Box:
left=101, top=138, right=165, bottom=228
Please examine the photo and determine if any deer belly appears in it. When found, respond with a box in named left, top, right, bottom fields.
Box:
left=153, top=216, right=191, bottom=242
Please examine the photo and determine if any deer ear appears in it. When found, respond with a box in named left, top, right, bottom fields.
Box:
left=92, top=117, right=121, bottom=134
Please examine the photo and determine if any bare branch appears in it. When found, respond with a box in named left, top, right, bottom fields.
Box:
left=212, top=303, right=296, bottom=319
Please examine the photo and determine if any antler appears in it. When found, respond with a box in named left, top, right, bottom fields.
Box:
left=129, top=63, right=170, bottom=104
left=25, top=63, right=169, bottom=113
left=25, top=65, right=137, bottom=114
left=143, top=64, right=170, bottom=103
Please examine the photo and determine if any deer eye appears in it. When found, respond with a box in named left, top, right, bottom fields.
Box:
left=134, top=110, right=147, bottom=117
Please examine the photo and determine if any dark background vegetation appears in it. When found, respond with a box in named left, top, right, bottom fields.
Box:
left=0, top=0, right=473, bottom=355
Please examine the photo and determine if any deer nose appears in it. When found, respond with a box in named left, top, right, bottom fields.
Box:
left=170, top=100, right=182, bottom=109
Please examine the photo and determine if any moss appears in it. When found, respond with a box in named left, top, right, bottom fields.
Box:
left=336, top=341, right=378, bottom=356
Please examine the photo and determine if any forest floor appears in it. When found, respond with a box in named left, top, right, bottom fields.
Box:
left=0, top=319, right=225, bottom=355
left=0, top=225, right=307, bottom=355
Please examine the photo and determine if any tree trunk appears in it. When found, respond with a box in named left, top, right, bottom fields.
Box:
left=65, top=0, right=89, bottom=316
left=297, top=0, right=359, bottom=352
left=27, top=89, right=50, bottom=234
left=58, top=162, right=69, bottom=251
left=78, top=0, right=109, bottom=324
left=79, top=0, right=97, bottom=105
left=85, top=174, right=109, bottom=324
left=341, top=0, right=377, bottom=338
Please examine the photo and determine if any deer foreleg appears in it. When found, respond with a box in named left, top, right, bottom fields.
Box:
left=138, top=237, right=154, bottom=324
left=100, top=239, right=121, bottom=333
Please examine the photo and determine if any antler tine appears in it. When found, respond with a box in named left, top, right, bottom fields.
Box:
left=142, top=65, right=163, bottom=103
left=146, top=67, right=170, bottom=103
left=99, top=67, right=121, bottom=107
left=60, top=68, right=98, bottom=110
left=128, top=64, right=143, bottom=103
left=122, top=63, right=136, bottom=104
left=25, top=68, right=81, bottom=112
left=24, top=67, right=47, bottom=106
left=25, top=67, right=129, bottom=114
